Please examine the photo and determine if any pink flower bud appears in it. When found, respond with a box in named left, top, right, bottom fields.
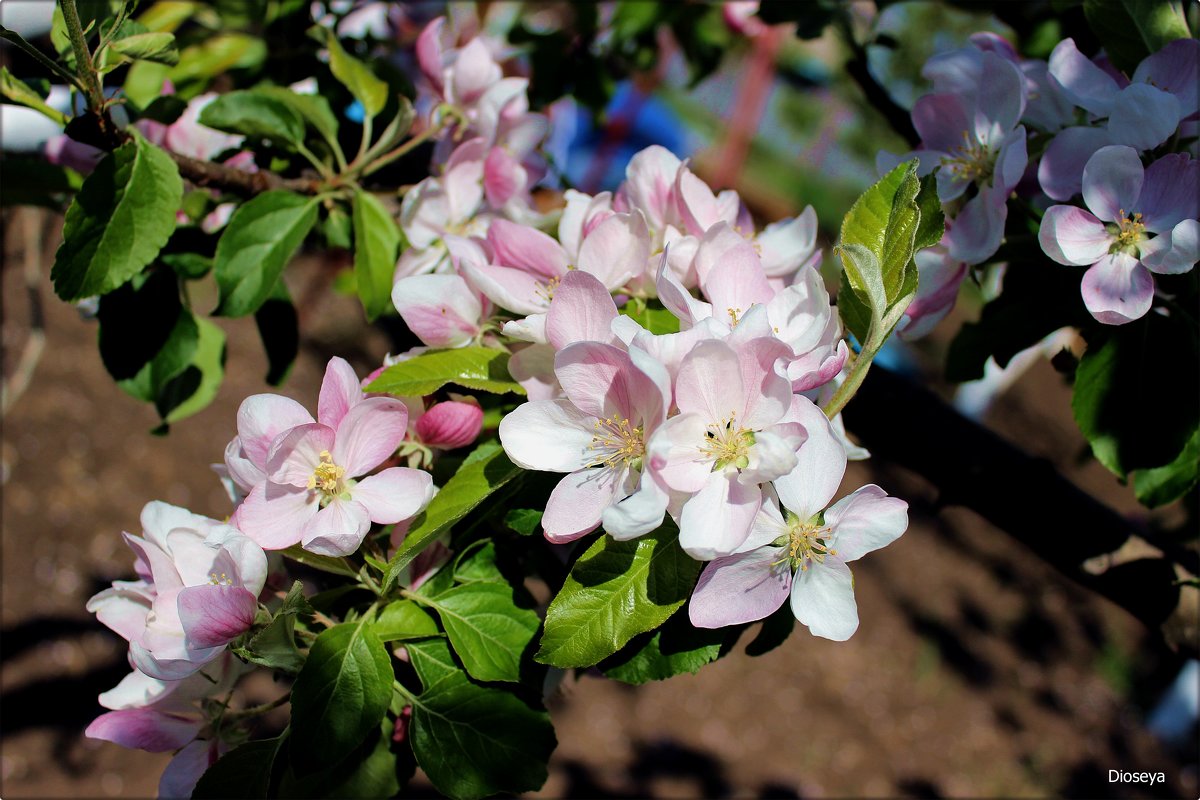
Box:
left=415, top=401, right=483, bottom=450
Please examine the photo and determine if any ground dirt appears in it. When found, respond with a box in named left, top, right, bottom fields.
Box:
left=2, top=209, right=1196, bottom=799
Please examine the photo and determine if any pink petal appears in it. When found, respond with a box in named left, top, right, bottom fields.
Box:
left=541, top=467, right=621, bottom=543
left=1080, top=253, right=1154, bottom=325
left=332, top=397, right=409, bottom=477
left=622, top=145, right=682, bottom=231
left=689, top=547, right=791, bottom=628
left=773, top=396, right=847, bottom=520
left=1038, top=205, right=1111, bottom=266
left=233, top=481, right=317, bottom=550
left=392, top=273, right=483, bottom=348
left=488, top=218, right=568, bottom=279
left=554, top=341, right=643, bottom=420
left=1048, top=38, right=1119, bottom=117
left=1082, top=145, right=1144, bottom=223
left=301, top=499, right=372, bottom=556
left=416, top=401, right=484, bottom=449
left=177, top=585, right=257, bottom=649
left=1133, top=38, right=1199, bottom=114
left=825, top=484, right=908, bottom=562
left=416, top=17, right=446, bottom=92
left=911, top=93, right=971, bottom=155
left=318, top=357, right=364, bottom=429
left=646, top=413, right=713, bottom=494
left=675, top=166, right=726, bottom=235
left=266, top=423, right=336, bottom=486
left=1138, top=153, right=1200, bottom=233
left=463, top=262, right=552, bottom=316
left=507, top=342, right=560, bottom=399
left=655, top=250, right=713, bottom=327
left=733, top=336, right=793, bottom=429
left=546, top=270, right=619, bottom=350
left=87, top=585, right=151, bottom=643
left=86, top=709, right=202, bottom=753
left=1037, top=126, right=1112, bottom=201
left=498, top=399, right=595, bottom=472
left=159, top=739, right=223, bottom=800
left=235, top=395, right=314, bottom=468
left=576, top=211, right=651, bottom=291
left=697, top=223, right=774, bottom=319
left=1108, top=84, right=1180, bottom=152
left=976, top=52, right=1027, bottom=132
left=675, top=339, right=746, bottom=426
left=483, top=145, right=526, bottom=207
left=352, top=467, right=435, bottom=524
left=1141, top=219, right=1199, bottom=275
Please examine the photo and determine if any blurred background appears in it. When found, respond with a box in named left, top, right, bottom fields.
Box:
left=2, top=1, right=1197, bottom=797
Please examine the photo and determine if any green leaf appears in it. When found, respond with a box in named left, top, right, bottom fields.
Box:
left=234, top=580, right=312, bottom=674
left=0, top=25, right=80, bottom=86
left=255, top=281, right=299, bottom=385
left=116, top=309, right=198, bottom=404
left=503, top=508, right=543, bottom=536
left=1072, top=312, right=1198, bottom=478
left=1083, top=0, right=1191, bottom=74
left=168, top=33, right=267, bottom=95
left=1134, top=427, right=1200, bottom=508
left=366, top=347, right=525, bottom=397
left=276, top=722, right=401, bottom=799
left=315, top=27, right=388, bottom=118
left=254, top=86, right=341, bottom=147
left=422, top=582, right=539, bottom=683
left=110, top=30, right=179, bottom=64
left=280, top=544, right=359, bottom=577
left=155, top=316, right=226, bottom=426
left=452, top=540, right=503, bottom=583
left=373, top=599, right=439, bottom=642
left=600, top=612, right=730, bottom=684
left=193, top=736, right=283, bottom=799
left=621, top=300, right=682, bottom=335
left=382, top=442, right=521, bottom=592
left=837, top=243, right=886, bottom=338
left=839, top=159, right=921, bottom=304
left=407, top=639, right=556, bottom=800
left=912, top=172, right=944, bottom=253
left=51, top=136, right=182, bottom=301
left=198, top=90, right=306, bottom=146
left=0, top=67, right=67, bottom=124
left=138, top=94, right=188, bottom=125
left=214, top=191, right=318, bottom=317
left=351, top=190, right=401, bottom=320
left=98, top=267, right=184, bottom=381
left=536, top=526, right=701, bottom=669
left=289, top=620, right=393, bottom=773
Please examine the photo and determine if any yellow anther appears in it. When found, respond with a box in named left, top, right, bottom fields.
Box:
left=308, top=450, right=346, bottom=497
left=587, top=415, right=645, bottom=469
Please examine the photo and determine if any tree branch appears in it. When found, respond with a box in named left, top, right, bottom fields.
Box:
left=167, top=152, right=324, bottom=198
left=843, top=366, right=1195, bottom=655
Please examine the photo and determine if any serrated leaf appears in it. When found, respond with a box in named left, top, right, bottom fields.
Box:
left=1134, top=428, right=1200, bottom=508
left=407, top=638, right=555, bottom=800
left=351, top=190, right=401, bottom=321
left=199, top=90, right=305, bottom=146
left=373, top=599, right=438, bottom=642
left=193, top=736, right=283, bottom=799
left=111, top=31, right=179, bottom=64
left=366, top=347, right=525, bottom=397
left=155, top=316, right=225, bottom=426
left=503, top=508, right=543, bottom=536
left=289, top=621, right=393, bottom=773
left=235, top=580, right=312, bottom=674
left=452, top=540, right=503, bottom=583
left=536, top=526, right=701, bottom=669
left=315, top=26, right=388, bottom=117
left=214, top=191, right=318, bottom=316
left=912, top=172, right=944, bottom=253
left=382, top=442, right=521, bottom=592
left=51, top=136, right=182, bottom=301
left=839, top=159, right=921, bottom=304
left=276, top=721, right=401, bottom=799
left=423, top=582, right=539, bottom=683
left=600, top=613, right=730, bottom=684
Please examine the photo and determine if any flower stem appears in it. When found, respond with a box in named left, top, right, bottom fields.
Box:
left=60, top=0, right=105, bottom=112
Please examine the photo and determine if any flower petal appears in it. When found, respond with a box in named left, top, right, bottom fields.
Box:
left=1141, top=219, right=1199, bottom=275
left=576, top=211, right=651, bottom=291
left=1037, top=126, right=1112, bottom=201
left=300, top=499, right=372, bottom=556
left=1048, top=38, right=1120, bottom=116
left=1038, top=205, right=1111, bottom=266
left=542, top=467, right=620, bottom=543
left=232, top=481, right=317, bottom=550
left=825, top=484, right=908, bottom=562
left=499, top=399, right=595, bottom=472
left=332, top=397, right=410, bottom=477
left=266, top=423, right=336, bottom=486
left=772, top=396, right=847, bottom=520
left=790, top=556, right=859, bottom=641
left=488, top=218, right=567, bottom=279
left=317, top=357, right=363, bottom=430
left=177, top=584, right=257, bottom=650
left=1137, top=153, right=1200, bottom=233
left=679, top=472, right=761, bottom=560
left=546, top=269, right=618, bottom=350
left=1082, top=145, right=1144, bottom=223
left=1107, top=84, right=1180, bottom=152
left=352, top=468, right=435, bottom=524
left=688, top=546, right=791, bottom=628
left=602, top=471, right=669, bottom=540
left=86, top=709, right=202, bottom=753
left=235, top=395, right=314, bottom=469
left=392, top=274, right=483, bottom=349
left=1080, top=252, right=1154, bottom=325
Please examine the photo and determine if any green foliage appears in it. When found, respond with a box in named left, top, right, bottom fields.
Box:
left=0, top=67, right=67, bottom=124
left=839, top=159, right=928, bottom=307
left=1073, top=312, right=1199, bottom=478
left=366, top=347, right=525, bottom=397
left=601, top=611, right=733, bottom=684
left=314, top=26, right=388, bottom=117
left=214, top=191, right=318, bottom=316
left=254, top=86, right=342, bottom=150
left=382, top=442, right=521, bottom=592
left=537, top=526, right=701, bottom=669
left=1134, top=429, right=1200, bottom=507
left=373, top=600, right=439, bottom=642
left=255, top=282, right=300, bottom=386
left=503, top=508, right=543, bottom=536
left=406, top=639, right=556, bottom=800
left=233, top=580, right=313, bottom=674
left=351, top=190, right=401, bottom=320
left=109, top=30, right=179, bottom=65
left=622, top=301, right=682, bottom=335
left=276, top=722, right=402, bottom=799
left=419, top=582, right=539, bottom=683
left=51, top=136, right=182, bottom=301
left=193, top=736, right=283, bottom=799
left=1083, top=0, right=1191, bottom=73
left=288, top=620, right=393, bottom=773
left=198, top=90, right=307, bottom=146
left=152, top=316, right=226, bottom=427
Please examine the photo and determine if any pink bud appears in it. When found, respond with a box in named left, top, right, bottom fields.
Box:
left=415, top=401, right=483, bottom=450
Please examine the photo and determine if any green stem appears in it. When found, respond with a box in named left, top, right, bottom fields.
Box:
left=355, top=114, right=373, bottom=165
left=60, top=0, right=105, bottom=112
left=350, top=106, right=462, bottom=182
left=0, top=26, right=83, bottom=88
left=223, top=693, right=291, bottom=722
left=822, top=344, right=876, bottom=420
left=296, top=141, right=334, bottom=179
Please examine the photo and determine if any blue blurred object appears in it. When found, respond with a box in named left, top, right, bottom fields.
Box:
left=1147, top=660, right=1199, bottom=747
left=345, top=100, right=366, bottom=124
left=546, top=81, right=692, bottom=193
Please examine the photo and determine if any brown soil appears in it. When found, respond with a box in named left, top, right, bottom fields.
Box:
left=2, top=209, right=1195, bottom=799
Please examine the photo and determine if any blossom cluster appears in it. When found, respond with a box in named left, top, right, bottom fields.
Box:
left=884, top=33, right=1198, bottom=328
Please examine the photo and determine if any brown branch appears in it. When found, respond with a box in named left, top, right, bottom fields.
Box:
left=167, top=152, right=324, bottom=198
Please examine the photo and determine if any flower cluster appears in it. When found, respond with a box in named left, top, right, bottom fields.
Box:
left=887, top=33, right=1198, bottom=330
